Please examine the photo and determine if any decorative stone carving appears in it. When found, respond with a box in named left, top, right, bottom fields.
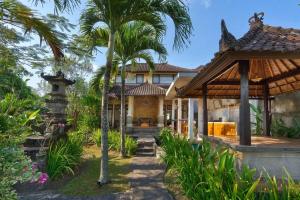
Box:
left=219, top=19, right=237, bottom=52
left=41, top=71, right=75, bottom=140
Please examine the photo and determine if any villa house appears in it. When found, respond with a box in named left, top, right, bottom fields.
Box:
left=107, top=63, right=197, bottom=135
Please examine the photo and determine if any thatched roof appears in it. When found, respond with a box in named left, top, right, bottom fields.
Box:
left=178, top=12, right=300, bottom=99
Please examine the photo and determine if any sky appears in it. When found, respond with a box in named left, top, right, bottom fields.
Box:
left=20, top=0, right=300, bottom=88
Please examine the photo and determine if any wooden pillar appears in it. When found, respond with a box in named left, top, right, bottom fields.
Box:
left=263, top=82, right=270, bottom=136
left=188, top=98, right=194, bottom=140
left=177, top=98, right=182, bottom=134
left=203, top=84, right=208, bottom=136
left=198, top=98, right=203, bottom=135
left=239, top=60, right=251, bottom=146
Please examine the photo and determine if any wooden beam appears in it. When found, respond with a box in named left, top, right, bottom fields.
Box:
left=202, top=84, right=208, bottom=136
left=239, top=60, right=251, bottom=146
left=210, top=80, right=263, bottom=85
left=267, top=67, right=300, bottom=83
left=263, top=81, right=271, bottom=136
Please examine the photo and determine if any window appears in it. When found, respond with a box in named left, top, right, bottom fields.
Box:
left=160, top=75, right=174, bottom=83
left=152, top=75, right=160, bottom=84
left=152, top=74, right=174, bottom=84
left=136, top=74, right=144, bottom=83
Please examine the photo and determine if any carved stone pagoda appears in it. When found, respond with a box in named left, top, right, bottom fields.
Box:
left=41, top=71, right=75, bottom=140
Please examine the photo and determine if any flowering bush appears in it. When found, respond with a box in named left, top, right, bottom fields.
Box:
left=0, top=94, right=45, bottom=200
left=0, top=145, right=47, bottom=200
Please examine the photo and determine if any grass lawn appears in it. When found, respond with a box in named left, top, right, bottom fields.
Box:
left=60, top=145, right=132, bottom=196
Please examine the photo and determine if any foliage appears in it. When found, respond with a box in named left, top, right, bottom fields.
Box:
left=160, top=128, right=300, bottom=200
left=250, top=103, right=263, bottom=135
left=0, top=93, right=41, bottom=144
left=0, top=0, right=63, bottom=59
left=0, top=146, right=41, bottom=200
left=271, top=117, right=300, bottom=138
left=46, top=133, right=83, bottom=179
left=0, top=94, right=42, bottom=200
left=93, top=129, right=137, bottom=156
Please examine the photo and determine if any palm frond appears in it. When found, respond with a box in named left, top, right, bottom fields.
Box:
left=0, top=0, right=63, bottom=59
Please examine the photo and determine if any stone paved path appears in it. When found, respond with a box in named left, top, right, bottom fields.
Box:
left=19, top=191, right=132, bottom=200
left=128, top=155, right=173, bottom=200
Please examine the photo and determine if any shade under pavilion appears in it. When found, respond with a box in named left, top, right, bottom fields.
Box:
left=178, top=12, right=300, bottom=146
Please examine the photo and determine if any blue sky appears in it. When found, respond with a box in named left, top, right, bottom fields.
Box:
left=21, top=0, right=300, bottom=88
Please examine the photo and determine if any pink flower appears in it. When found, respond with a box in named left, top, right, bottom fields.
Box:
left=38, top=173, right=49, bottom=184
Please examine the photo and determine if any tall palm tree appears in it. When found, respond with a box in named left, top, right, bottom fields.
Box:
left=80, top=0, right=192, bottom=184
left=89, top=22, right=167, bottom=157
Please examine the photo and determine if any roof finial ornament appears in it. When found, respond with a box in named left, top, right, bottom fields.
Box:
left=248, top=12, right=264, bottom=29
left=219, top=19, right=237, bottom=52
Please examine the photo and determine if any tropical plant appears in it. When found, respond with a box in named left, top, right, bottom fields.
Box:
left=93, top=129, right=137, bottom=156
left=0, top=0, right=63, bottom=59
left=250, top=103, right=263, bottom=135
left=0, top=94, right=42, bottom=200
left=46, top=132, right=83, bottom=179
left=80, top=0, right=192, bottom=184
left=88, top=22, right=167, bottom=157
left=159, top=128, right=300, bottom=200
left=271, top=117, right=300, bottom=138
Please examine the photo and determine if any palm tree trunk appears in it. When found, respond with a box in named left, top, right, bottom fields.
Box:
left=120, top=63, right=126, bottom=158
left=99, top=32, right=115, bottom=184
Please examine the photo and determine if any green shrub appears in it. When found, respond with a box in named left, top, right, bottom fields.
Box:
left=271, top=118, right=300, bottom=138
left=160, top=128, right=300, bottom=200
left=0, top=146, right=41, bottom=200
left=92, top=129, right=137, bottom=156
left=0, top=94, right=42, bottom=199
left=46, top=133, right=83, bottom=179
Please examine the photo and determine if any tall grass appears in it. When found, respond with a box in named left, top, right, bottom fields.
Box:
left=46, top=133, right=83, bottom=179
left=93, top=129, right=137, bottom=156
left=160, top=128, right=300, bottom=200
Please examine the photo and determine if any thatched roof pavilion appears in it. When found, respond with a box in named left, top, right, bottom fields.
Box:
left=178, top=13, right=300, bottom=146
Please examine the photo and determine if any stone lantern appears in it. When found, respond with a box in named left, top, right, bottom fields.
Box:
left=41, top=71, right=75, bottom=140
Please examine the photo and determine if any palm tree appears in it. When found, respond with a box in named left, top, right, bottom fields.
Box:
left=80, top=0, right=192, bottom=185
left=0, top=0, right=63, bottom=59
left=88, top=22, right=167, bottom=157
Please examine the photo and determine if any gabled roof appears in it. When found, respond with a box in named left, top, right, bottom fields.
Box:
left=126, top=82, right=166, bottom=96
left=179, top=12, right=300, bottom=98
left=125, top=63, right=194, bottom=73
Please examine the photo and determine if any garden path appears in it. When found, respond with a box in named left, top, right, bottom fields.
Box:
left=127, top=137, right=173, bottom=200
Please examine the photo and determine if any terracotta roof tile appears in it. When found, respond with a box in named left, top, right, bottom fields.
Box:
left=126, top=83, right=166, bottom=96
left=125, top=63, right=194, bottom=73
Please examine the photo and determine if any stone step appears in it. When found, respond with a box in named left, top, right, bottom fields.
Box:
left=136, top=151, right=155, bottom=157
left=136, top=147, right=154, bottom=153
left=23, top=136, right=49, bottom=147
left=23, top=147, right=49, bottom=160
left=138, top=141, right=154, bottom=147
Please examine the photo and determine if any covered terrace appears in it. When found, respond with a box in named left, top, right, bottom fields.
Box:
left=178, top=12, right=300, bottom=146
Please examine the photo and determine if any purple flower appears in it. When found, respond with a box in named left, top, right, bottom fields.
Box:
left=38, top=173, right=49, bottom=184
left=32, top=163, right=38, bottom=171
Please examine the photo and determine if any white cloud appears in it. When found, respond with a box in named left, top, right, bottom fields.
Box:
left=200, top=0, right=212, bottom=8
